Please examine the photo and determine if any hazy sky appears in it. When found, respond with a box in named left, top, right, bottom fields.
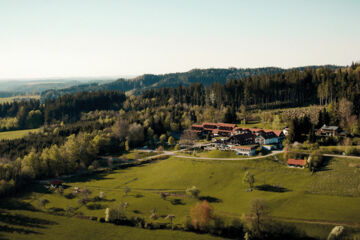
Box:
left=1, top=0, right=359, bottom=80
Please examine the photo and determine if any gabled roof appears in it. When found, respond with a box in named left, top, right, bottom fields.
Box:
left=203, top=122, right=218, bottom=126
left=320, top=124, right=339, bottom=131
left=257, top=131, right=278, bottom=139
left=287, top=159, right=306, bottom=166
left=229, top=132, right=255, bottom=140
left=191, top=124, right=203, bottom=128
left=50, top=180, right=64, bottom=185
left=217, top=123, right=236, bottom=128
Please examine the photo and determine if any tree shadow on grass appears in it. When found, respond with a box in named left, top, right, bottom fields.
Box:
left=198, top=196, right=222, bottom=203
left=0, top=212, right=57, bottom=229
left=170, top=198, right=185, bottom=205
left=0, top=211, right=58, bottom=237
left=255, top=184, right=291, bottom=193
left=315, top=156, right=333, bottom=172
left=64, top=172, right=114, bottom=183
left=0, top=225, right=41, bottom=235
left=0, top=199, right=37, bottom=212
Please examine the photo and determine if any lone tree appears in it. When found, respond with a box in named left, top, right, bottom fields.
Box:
left=168, top=136, right=175, bottom=146
left=165, top=214, right=176, bottom=229
left=309, top=150, right=323, bottom=172
left=248, top=198, right=270, bottom=234
left=190, top=200, right=213, bottom=230
left=243, top=171, right=255, bottom=191
left=180, top=130, right=199, bottom=147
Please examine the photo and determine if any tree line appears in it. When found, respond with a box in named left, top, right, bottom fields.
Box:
left=141, top=64, right=360, bottom=111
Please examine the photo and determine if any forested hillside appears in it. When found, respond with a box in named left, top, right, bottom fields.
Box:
left=40, top=66, right=341, bottom=100
left=141, top=63, right=360, bottom=110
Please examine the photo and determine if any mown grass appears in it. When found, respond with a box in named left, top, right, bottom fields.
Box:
left=0, top=128, right=41, bottom=140
left=3, top=155, right=360, bottom=239
left=197, top=149, right=248, bottom=158
left=308, top=157, right=360, bottom=197
left=120, top=151, right=160, bottom=160
left=0, top=208, right=224, bottom=240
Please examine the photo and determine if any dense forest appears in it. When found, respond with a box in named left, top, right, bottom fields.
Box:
left=1, top=64, right=360, bottom=130
left=40, top=66, right=340, bottom=100
left=141, top=64, right=360, bottom=110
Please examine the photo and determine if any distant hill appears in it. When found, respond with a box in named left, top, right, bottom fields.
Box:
left=40, top=65, right=342, bottom=100
left=0, top=77, right=121, bottom=96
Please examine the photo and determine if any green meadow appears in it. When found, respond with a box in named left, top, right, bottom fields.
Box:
left=0, top=207, right=224, bottom=240
left=179, top=149, right=249, bottom=158
left=0, top=95, right=40, bottom=104
left=1, top=155, right=360, bottom=239
left=0, top=128, right=41, bottom=140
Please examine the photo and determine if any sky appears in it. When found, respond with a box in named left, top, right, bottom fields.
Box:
left=0, top=0, right=359, bottom=80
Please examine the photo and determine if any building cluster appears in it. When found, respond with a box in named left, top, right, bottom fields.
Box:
left=191, top=122, right=285, bottom=156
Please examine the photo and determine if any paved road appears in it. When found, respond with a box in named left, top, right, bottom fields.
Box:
left=171, top=151, right=283, bottom=161
left=138, top=148, right=360, bottom=161
left=136, top=149, right=283, bottom=161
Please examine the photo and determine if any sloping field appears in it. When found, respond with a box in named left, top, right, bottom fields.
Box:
left=0, top=128, right=41, bottom=140
left=2, top=155, right=360, bottom=239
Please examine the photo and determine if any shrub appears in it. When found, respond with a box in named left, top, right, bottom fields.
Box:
left=87, top=203, right=106, bottom=210
left=65, top=192, right=76, bottom=199
left=186, top=186, right=200, bottom=198
left=345, top=147, right=360, bottom=156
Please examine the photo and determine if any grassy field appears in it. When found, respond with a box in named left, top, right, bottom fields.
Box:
left=2, top=155, right=360, bottom=239
left=0, top=95, right=40, bottom=104
left=180, top=149, right=249, bottom=158
left=120, top=151, right=160, bottom=160
left=0, top=206, right=224, bottom=240
left=0, top=128, right=41, bottom=140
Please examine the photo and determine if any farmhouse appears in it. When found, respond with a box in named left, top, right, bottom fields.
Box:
left=316, top=124, right=343, bottom=137
left=190, top=123, right=284, bottom=150
left=191, top=122, right=236, bottom=137
left=226, top=132, right=255, bottom=145
left=217, top=123, right=236, bottom=136
left=287, top=159, right=306, bottom=168
left=233, top=127, right=252, bottom=135
left=202, top=122, right=218, bottom=135
left=255, top=131, right=279, bottom=145
left=191, top=124, right=204, bottom=136
left=232, top=145, right=257, bottom=156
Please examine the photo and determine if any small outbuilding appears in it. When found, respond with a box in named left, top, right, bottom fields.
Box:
left=50, top=179, right=64, bottom=188
left=287, top=159, right=306, bottom=168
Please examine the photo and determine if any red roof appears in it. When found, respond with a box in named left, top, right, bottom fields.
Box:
left=287, top=159, right=306, bottom=166
left=217, top=123, right=236, bottom=128
left=50, top=180, right=64, bottom=185
left=202, top=122, right=218, bottom=126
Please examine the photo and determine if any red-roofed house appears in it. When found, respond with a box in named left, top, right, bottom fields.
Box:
left=287, top=159, right=306, bottom=168
left=217, top=123, right=236, bottom=136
